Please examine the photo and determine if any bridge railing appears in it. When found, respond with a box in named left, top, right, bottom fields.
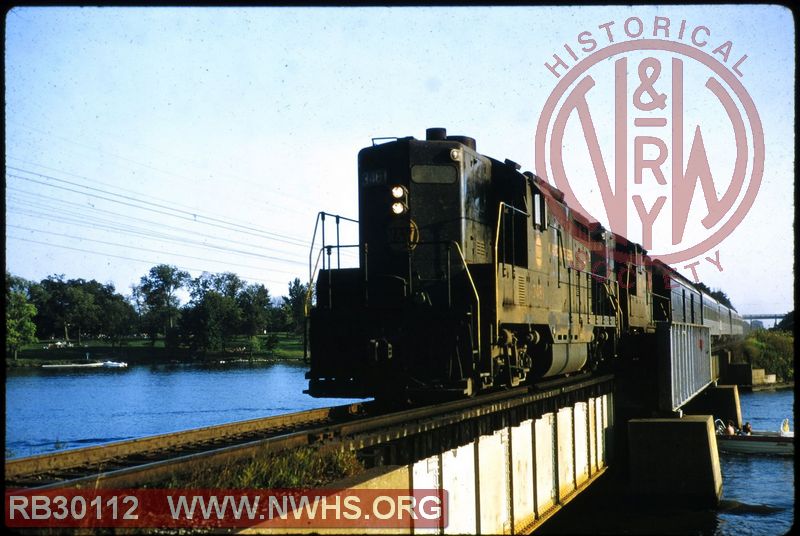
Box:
left=657, top=322, right=714, bottom=413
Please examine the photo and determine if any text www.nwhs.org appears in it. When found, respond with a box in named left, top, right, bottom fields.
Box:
left=168, top=493, right=443, bottom=521
left=5, top=489, right=448, bottom=528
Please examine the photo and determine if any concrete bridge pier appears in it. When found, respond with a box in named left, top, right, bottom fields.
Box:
left=682, top=384, right=743, bottom=429
left=625, top=322, right=728, bottom=508
left=627, top=415, right=722, bottom=508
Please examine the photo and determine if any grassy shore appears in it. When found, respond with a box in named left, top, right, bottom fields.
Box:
left=6, top=333, right=305, bottom=368
left=148, top=445, right=363, bottom=489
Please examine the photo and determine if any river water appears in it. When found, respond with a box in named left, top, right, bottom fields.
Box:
left=540, top=388, right=794, bottom=536
left=716, top=389, right=794, bottom=535
left=4, top=364, right=794, bottom=534
left=5, top=362, right=363, bottom=458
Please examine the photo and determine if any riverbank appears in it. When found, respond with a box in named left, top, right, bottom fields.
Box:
left=6, top=333, right=305, bottom=368
left=749, top=381, right=794, bottom=392
left=6, top=355, right=304, bottom=369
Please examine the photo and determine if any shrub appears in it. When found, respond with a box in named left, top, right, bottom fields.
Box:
left=743, top=329, right=794, bottom=381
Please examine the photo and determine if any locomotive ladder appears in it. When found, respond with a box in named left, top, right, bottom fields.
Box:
left=451, top=241, right=482, bottom=368
left=602, top=281, right=622, bottom=336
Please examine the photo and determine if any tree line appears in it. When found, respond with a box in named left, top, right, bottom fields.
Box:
left=5, top=265, right=308, bottom=358
left=693, top=282, right=736, bottom=311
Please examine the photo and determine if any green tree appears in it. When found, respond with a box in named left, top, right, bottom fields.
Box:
left=191, top=272, right=245, bottom=301
left=775, top=311, right=794, bottom=331
left=694, top=282, right=736, bottom=311
left=743, top=329, right=794, bottom=382
left=27, top=276, right=134, bottom=345
left=248, top=335, right=262, bottom=359
left=30, top=275, right=71, bottom=340
left=282, top=278, right=308, bottom=335
left=6, top=273, right=38, bottom=359
left=63, top=280, right=101, bottom=345
left=238, top=283, right=273, bottom=337
left=179, top=272, right=243, bottom=353
left=95, top=286, right=137, bottom=347
left=136, top=265, right=190, bottom=344
left=269, top=296, right=290, bottom=332
left=180, top=290, right=240, bottom=353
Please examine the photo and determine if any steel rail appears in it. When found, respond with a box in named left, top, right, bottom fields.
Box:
left=5, top=402, right=367, bottom=484
left=7, top=374, right=613, bottom=491
left=335, top=373, right=613, bottom=449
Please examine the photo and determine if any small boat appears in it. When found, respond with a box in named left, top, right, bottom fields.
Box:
left=714, top=419, right=794, bottom=456
left=101, top=361, right=128, bottom=368
left=42, top=362, right=104, bottom=369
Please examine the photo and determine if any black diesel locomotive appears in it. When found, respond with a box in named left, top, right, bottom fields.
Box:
left=305, top=128, right=744, bottom=400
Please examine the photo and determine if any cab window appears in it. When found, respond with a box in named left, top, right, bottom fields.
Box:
left=411, top=165, right=457, bottom=184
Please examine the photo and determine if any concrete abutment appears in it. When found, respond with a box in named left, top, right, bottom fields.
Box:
left=682, top=384, right=742, bottom=428
left=627, top=415, right=722, bottom=508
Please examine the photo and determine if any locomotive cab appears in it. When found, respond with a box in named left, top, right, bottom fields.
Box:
left=357, top=127, right=492, bottom=288
left=307, top=128, right=492, bottom=400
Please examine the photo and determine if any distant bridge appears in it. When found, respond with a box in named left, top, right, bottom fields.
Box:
left=742, top=314, right=787, bottom=321
left=742, top=313, right=788, bottom=326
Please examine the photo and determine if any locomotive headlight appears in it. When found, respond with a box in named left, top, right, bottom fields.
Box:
left=390, top=185, right=408, bottom=215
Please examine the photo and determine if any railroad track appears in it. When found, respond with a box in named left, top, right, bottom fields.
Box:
left=5, top=402, right=370, bottom=489
left=6, top=373, right=613, bottom=491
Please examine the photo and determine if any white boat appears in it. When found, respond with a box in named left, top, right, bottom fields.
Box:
left=41, top=362, right=104, bottom=369
left=714, top=419, right=794, bottom=456
left=101, top=361, right=128, bottom=368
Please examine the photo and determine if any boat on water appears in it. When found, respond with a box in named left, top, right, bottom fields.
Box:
left=714, top=419, right=794, bottom=456
left=41, top=361, right=128, bottom=369
left=41, top=362, right=104, bottom=369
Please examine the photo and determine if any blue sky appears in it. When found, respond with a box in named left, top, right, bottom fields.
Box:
left=5, top=6, right=794, bottom=314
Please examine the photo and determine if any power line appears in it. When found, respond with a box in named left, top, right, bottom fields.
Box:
left=7, top=163, right=313, bottom=245
left=6, top=186, right=327, bottom=261
left=6, top=154, right=306, bottom=226
left=6, top=235, right=292, bottom=289
left=5, top=140, right=359, bottom=288
left=7, top=207, right=309, bottom=267
left=6, top=122, right=322, bottom=216
left=7, top=224, right=303, bottom=276
left=7, top=168, right=312, bottom=247
left=6, top=169, right=358, bottom=261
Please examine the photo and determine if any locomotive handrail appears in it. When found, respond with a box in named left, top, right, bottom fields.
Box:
left=303, top=242, right=361, bottom=361
left=308, top=211, right=358, bottom=283
left=305, top=211, right=358, bottom=362
left=303, top=246, right=327, bottom=362
left=305, top=247, right=329, bottom=319
left=305, top=244, right=361, bottom=315
left=652, top=292, right=672, bottom=323
left=398, top=239, right=482, bottom=360
left=371, top=136, right=399, bottom=145
left=493, top=201, right=530, bottom=335
left=451, top=241, right=482, bottom=359
left=550, top=257, right=623, bottom=333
